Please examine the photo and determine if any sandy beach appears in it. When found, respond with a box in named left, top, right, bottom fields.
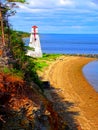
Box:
left=43, top=56, right=98, bottom=130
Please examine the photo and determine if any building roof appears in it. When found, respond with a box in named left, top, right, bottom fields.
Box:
left=32, top=25, right=38, bottom=28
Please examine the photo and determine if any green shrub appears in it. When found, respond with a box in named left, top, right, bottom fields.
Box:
left=8, top=29, right=43, bottom=89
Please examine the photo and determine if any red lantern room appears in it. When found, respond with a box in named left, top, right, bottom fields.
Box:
left=32, top=25, right=38, bottom=28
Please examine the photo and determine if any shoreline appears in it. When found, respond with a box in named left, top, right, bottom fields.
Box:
left=43, top=56, right=98, bottom=129
left=82, top=60, right=98, bottom=92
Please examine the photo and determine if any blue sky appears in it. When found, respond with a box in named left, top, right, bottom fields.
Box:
left=7, top=0, right=98, bottom=33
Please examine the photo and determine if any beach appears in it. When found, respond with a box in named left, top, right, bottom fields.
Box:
left=43, top=56, right=98, bottom=129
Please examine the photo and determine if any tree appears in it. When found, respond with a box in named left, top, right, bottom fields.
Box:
left=0, top=0, right=26, bottom=47
left=0, top=7, right=5, bottom=46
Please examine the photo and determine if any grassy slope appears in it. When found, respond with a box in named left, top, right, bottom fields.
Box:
left=33, top=53, right=63, bottom=71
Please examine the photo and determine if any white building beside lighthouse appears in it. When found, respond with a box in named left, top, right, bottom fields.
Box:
left=27, top=26, right=42, bottom=57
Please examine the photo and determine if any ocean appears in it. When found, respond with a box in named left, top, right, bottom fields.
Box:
left=83, top=61, right=98, bottom=92
left=24, top=34, right=98, bottom=54
left=23, top=34, right=98, bottom=92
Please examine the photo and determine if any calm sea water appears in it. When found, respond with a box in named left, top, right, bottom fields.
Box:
left=24, top=34, right=98, bottom=54
left=83, top=61, right=98, bottom=92
left=23, top=34, right=98, bottom=92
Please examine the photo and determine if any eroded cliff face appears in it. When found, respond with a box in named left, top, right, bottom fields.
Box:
left=0, top=49, right=68, bottom=130
left=0, top=72, right=66, bottom=130
left=0, top=73, right=44, bottom=129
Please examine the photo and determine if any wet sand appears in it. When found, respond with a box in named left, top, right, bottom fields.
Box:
left=43, top=56, right=98, bottom=130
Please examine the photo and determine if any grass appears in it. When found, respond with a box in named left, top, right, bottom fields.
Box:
left=2, top=67, right=24, bottom=78
left=33, top=53, right=63, bottom=71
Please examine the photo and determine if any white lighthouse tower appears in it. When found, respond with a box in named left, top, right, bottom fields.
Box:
left=27, top=26, right=42, bottom=57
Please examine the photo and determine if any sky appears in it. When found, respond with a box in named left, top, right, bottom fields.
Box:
left=4, top=0, right=98, bottom=34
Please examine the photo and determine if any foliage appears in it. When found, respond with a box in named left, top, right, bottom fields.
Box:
left=34, top=61, right=48, bottom=71
left=3, top=67, right=23, bottom=77
left=0, top=0, right=27, bottom=42
left=33, top=53, right=62, bottom=71
left=7, top=0, right=26, bottom=3
left=25, top=45, right=35, bottom=51
left=42, top=53, right=62, bottom=60
left=8, top=29, right=43, bottom=89
left=13, top=30, right=30, bottom=38
left=2, top=67, right=10, bottom=74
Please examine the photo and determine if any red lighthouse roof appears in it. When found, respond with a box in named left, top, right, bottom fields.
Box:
left=32, top=25, right=38, bottom=28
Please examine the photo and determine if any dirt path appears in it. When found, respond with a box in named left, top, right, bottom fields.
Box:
left=43, top=56, right=98, bottom=130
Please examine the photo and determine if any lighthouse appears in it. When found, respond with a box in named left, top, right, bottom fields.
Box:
left=27, top=26, right=42, bottom=57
